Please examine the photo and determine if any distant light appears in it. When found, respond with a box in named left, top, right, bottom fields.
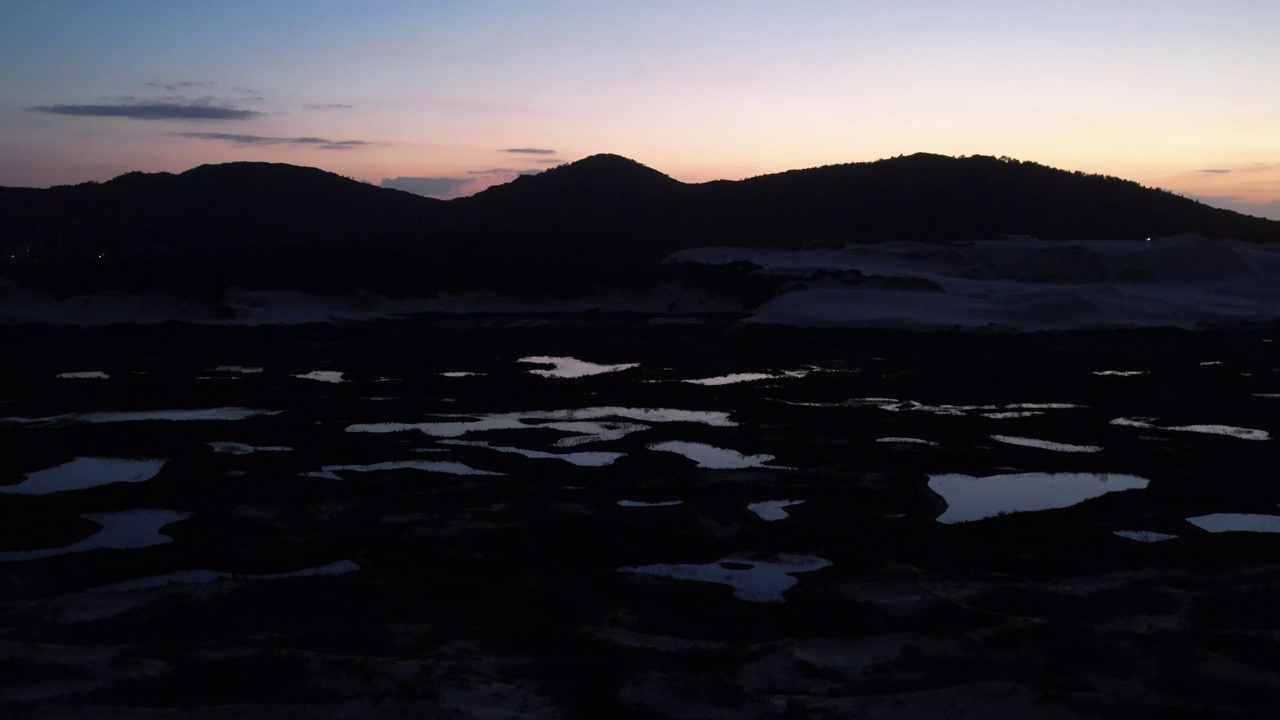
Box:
left=1145, top=237, right=1151, bottom=242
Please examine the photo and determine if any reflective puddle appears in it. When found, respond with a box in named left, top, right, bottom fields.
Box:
left=929, top=472, right=1149, bottom=524
left=1093, top=370, right=1145, bottom=377
left=518, top=356, right=639, bottom=378
left=682, top=370, right=808, bottom=386
left=440, top=371, right=482, bottom=377
left=1187, top=513, right=1280, bottom=533
left=440, top=439, right=623, bottom=466
left=2, top=408, right=281, bottom=426
left=296, top=370, right=345, bottom=383
left=347, top=407, right=735, bottom=447
left=747, top=500, right=804, bottom=521
left=57, top=371, right=108, bottom=379
left=850, top=398, right=1082, bottom=417
left=876, top=437, right=938, bottom=446
left=1111, top=417, right=1269, bottom=441
left=209, top=442, right=292, bottom=455
left=0, top=510, right=191, bottom=562
left=3, top=457, right=167, bottom=495
left=94, top=560, right=360, bottom=592
left=1114, top=530, right=1178, bottom=542
left=305, top=460, right=502, bottom=479
left=991, top=435, right=1102, bottom=453
left=214, top=366, right=263, bottom=374
left=617, top=500, right=683, bottom=508
left=647, top=441, right=789, bottom=469
left=619, top=554, right=831, bottom=602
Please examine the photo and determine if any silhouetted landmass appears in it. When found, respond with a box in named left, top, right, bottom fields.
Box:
left=3, top=153, right=1277, bottom=296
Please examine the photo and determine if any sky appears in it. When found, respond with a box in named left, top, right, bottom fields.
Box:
left=1, top=0, right=1277, bottom=219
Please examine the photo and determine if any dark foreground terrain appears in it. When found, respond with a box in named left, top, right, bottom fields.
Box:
left=2, top=315, right=1279, bottom=718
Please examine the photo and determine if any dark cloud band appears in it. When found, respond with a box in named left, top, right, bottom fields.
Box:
left=31, top=103, right=260, bottom=121
left=174, top=132, right=369, bottom=150
left=501, top=147, right=556, bottom=154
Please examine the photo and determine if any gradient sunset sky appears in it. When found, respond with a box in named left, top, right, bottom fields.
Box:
left=2, top=0, right=1277, bottom=218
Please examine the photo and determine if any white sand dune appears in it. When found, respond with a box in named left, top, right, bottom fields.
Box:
left=669, top=235, right=1280, bottom=330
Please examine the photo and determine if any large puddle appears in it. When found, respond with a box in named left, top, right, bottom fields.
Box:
left=647, top=441, right=788, bottom=469
left=2, top=408, right=281, bottom=426
left=849, top=398, right=1082, bottom=417
left=209, top=442, right=293, bottom=455
left=94, top=560, right=360, bottom=592
left=1186, top=513, right=1280, bottom=533
left=518, top=356, right=639, bottom=378
left=347, top=407, right=736, bottom=447
left=619, top=554, right=831, bottom=602
left=747, top=500, right=804, bottom=521
left=929, top=472, right=1149, bottom=524
left=214, top=366, right=264, bottom=374
left=1110, top=417, right=1269, bottom=441
left=3, top=458, right=167, bottom=495
left=991, top=435, right=1102, bottom=453
left=0, top=510, right=191, bottom=562
left=439, top=439, right=623, bottom=466
left=305, top=460, right=502, bottom=480
left=295, top=370, right=345, bottom=383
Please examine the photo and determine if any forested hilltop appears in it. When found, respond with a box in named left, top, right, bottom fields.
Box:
left=3, top=153, right=1276, bottom=296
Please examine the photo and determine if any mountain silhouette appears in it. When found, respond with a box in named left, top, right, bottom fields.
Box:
left=2, top=153, right=1277, bottom=296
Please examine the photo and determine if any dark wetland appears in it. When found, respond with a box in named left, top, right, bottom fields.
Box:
left=3, top=316, right=1279, bottom=718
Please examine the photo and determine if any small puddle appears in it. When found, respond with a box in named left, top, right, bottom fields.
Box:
left=296, top=370, right=345, bottom=383
left=3, top=458, right=167, bottom=495
left=647, top=441, right=789, bottom=469
left=57, top=371, right=108, bottom=379
left=214, top=366, right=263, bottom=374
left=518, top=356, right=639, bottom=378
left=1111, top=417, right=1269, bottom=441
left=305, top=460, right=502, bottom=480
left=0, top=510, right=191, bottom=562
left=876, top=437, right=938, bottom=446
left=440, top=439, right=623, bottom=466
left=1093, top=371, right=1145, bottom=377
left=618, top=554, right=831, bottom=602
left=617, top=500, right=682, bottom=508
left=93, top=560, right=360, bottom=592
left=747, top=500, right=804, bottom=521
left=1114, top=530, right=1178, bottom=542
left=991, top=435, right=1102, bottom=453
left=1187, top=513, right=1280, bottom=533
left=209, top=442, right=292, bottom=455
left=440, top=371, right=483, bottom=378
left=929, top=472, right=1149, bottom=524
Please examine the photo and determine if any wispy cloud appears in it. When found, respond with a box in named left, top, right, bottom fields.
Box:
left=174, top=132, right=370, bottom=150
left=304, top=103, right=354, bottom=110
left=1198, top=168, right=1232, bottom=174
left=501, top=147, right=556, bottom=155
left=145, top=80, right=219, bottom=92
left=467, top=167, right=543, bottom=176
left=31, top=102, right=260, bottom=121
left=381, top=176, right=469, bottom=198
left=532, top=157, right=564, bottom=164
